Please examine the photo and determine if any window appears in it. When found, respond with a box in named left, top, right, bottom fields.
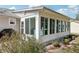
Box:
left=30, top=17, right=35, bottom=35
left=41, top=17, right=44, bottom=35
left=25, top=17, right=35, bottom=35
left=56, top=20, right=59, bottom=33
left=67, top=22, right=70, bottom=31
left=65, top=21, right=66, bottom=32
left=10, top=22, right=15, bottom=24
left=41, top=17, right=48, bottom=35
left=9, top=18, right=16, bottom=25
left=58, top=20, right=61, bottom=32
left=61, top=21, right=66, bottom=32
left=61, top=21, right=63, bottom=32
left=25, top=18, right=29, bottom=34
left=56, top=20, right=61, bottom=33
left=50, top=19, right=55, bottom=34
left=21, top=21, right=24, bottom=34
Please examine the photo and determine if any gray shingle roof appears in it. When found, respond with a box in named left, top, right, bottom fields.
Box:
left=0, top=8, right=20, bottom=18
left=13, top=6, right=71, bottom=19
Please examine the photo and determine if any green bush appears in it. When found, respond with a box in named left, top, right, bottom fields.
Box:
left=63, top=44, right=79, bottom=53
left=0, top=28, right=16, bottom=38
left=52, top=40, right=60, bottom=47
left=63, top=39, right=69, bottom=45
left=0, top=32, right=45, bottom=53
left=22, top=37, right=45, bottom=53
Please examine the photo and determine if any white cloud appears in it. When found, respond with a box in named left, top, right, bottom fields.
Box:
left=68, top=5, right=79, bottom=13
left=56, top=5, right=79, bottom=18
left=28, top=5, right=41, bottom=8
left=57, top=8, right=68, bottom=15
left=9, top=6, right=16, bottom=10
left=68, top=5, right=77, bottom=9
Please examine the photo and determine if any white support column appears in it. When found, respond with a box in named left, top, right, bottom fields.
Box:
left=66, top=22, right=67, bottom=32
left=20, top=19, right=21, bottom=33
left=21, top=18, right=25, bottom=34
left=48, top=18, right=50, bottom=35
left=55, top=19, right=57, bottom=33
left=29, top=18, right=31, bottom=34
left=35, top=14, right=40, bottom=40
left=63, top=21, right=65, bottom=32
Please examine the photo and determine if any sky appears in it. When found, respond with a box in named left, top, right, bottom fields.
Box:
left=0, top=5, right=79, bottom=19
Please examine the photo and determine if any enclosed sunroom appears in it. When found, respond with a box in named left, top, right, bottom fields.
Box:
left=14, top=6, right=70, bottom=43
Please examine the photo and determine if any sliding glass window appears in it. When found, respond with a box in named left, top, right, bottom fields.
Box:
left=50, top=19, right=55, bottom=34
left=61, top=21, right=63, bottom=32
left=56, top=20, right=61, bottom=33
left=30, top=17, right=35, bottom=35
left=25, top=18, right=29, bottom=34
left=41, top=17, right=44, bottom=35
left=67, top=22, right=70, bottom=31
left=56, top=20, right=59, bottom=33
left=44, top=18, right=48, bottom=35
left=25, top=17, right=35, bottom=35
left=58, top=20, right=61, bottom=32
left=65, top=21, right=66, bottom=32
left=41, top=17, right=48, bottom=35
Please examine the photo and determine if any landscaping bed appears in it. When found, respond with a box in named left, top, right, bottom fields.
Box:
left=45, top=35, right=79, bottom=53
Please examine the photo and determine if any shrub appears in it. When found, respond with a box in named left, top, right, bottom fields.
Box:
left=0, top=28, right=16, bottom=38
left=0, top=32, right=45, bottom=53
left=25, top=37, right=45, bottom=53
left=63, top=44, right=79, bottom=53
left=63, top=39, right=69, bottom=45
left=52, top=40, right=60, bottom=48
left=63, top=37, right=79, bottom=53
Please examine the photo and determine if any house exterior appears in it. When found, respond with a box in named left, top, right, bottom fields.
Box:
left=0, top=6, right=71, bottom=43
left=70, top=20, right=79, bottom=35
left=13, top=6, right=70, bottom=43
left=0, top=8, right=20, bottom=32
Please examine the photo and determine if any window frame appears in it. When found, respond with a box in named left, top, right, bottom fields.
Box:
left=9, top=18, right=16, bottom=26
left=21, top=21, right=24, bottom=34
left=50, top=18, right=55, bottom=34
left=41, top=17, right=48, bottom=35
left=25, top=16, right=36, bottom=35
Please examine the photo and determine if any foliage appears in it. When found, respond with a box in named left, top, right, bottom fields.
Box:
left=0, top=32, right=45, bottom=53
left=63, top=39, right=69, bottom=45
left=0, top=28, right=16, bottom=38
left=63, top=37, right=79, bottom=53
left=52, top=40, right=60, bottom=47
left=63, top=44, right=79, bottom=53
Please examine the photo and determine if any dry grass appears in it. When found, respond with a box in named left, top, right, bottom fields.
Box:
left=0, top=32, right=45, bottom=53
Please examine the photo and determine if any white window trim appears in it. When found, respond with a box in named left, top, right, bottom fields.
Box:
left=40, top=16, right=48, bottom=35
left=24, top=15, right=36, bottom=36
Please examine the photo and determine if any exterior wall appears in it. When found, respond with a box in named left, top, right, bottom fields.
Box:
left=40, top=32, right=70, bottom=43
left=70, top=21, right=79, bottom=35
left=14, top=11, right=38, bottom=18
left=39, top=9, right=69, bottom=22
left=38, top=9, right=70, bottom=43
left=15, top=9, right=70, bottom=43
left=0, top=16, right=20, bottom=32
left=19, top=11, right=40, bottom=39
